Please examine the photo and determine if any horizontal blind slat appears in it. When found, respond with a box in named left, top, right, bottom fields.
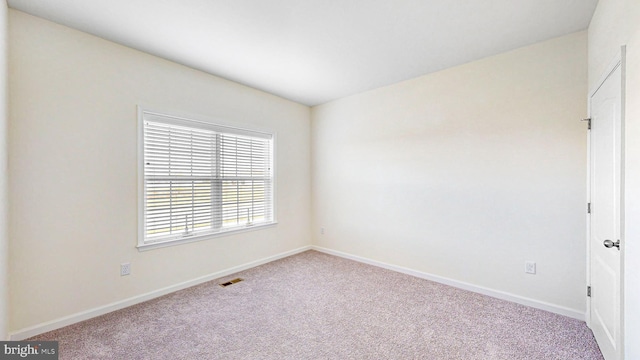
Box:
left=143, top=116, right=273, bottom=242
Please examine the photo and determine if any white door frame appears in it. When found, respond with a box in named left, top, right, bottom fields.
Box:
left=586, top=46, right=626, bottom=358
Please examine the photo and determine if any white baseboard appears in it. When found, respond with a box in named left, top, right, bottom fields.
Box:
left=311, top=246, right=585, bottom=321
left=11, top=244, right=584, bottom=340
left=10, top=245, right=312, bottom=341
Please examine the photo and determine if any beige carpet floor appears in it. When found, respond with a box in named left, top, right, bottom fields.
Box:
left=29, top=250, right=603, bottom=359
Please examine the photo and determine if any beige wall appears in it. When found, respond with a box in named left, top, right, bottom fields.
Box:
left=8, top=10, right=311, bottom=333
left=589, top=0, right=640, bottom=358
left=311, top=32, right=588, bottom=314
left=0, top=0, right=8, bottom=342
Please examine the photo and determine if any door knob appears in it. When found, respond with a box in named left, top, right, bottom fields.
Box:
left=603, top=239, right=620, bottom=250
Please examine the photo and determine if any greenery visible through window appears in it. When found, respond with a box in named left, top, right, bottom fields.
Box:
left=139, top=109, right=274, bottom=247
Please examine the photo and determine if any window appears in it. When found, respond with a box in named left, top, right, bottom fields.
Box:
left=138, top=108, right=275, bottom=249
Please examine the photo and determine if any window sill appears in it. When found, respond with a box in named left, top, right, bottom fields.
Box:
left=137, top=222, right=278, bottom=252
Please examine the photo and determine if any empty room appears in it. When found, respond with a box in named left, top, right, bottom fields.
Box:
left=0, top=0, right=639, bottom=359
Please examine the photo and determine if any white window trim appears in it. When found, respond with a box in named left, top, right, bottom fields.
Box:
left=137, top=106, right=277, bottom=251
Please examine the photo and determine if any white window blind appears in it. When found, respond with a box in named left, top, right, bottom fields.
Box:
left=139, top=110, right=274, bottom=247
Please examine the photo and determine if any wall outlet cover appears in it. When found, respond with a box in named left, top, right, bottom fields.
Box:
left=525, top=261, right=536, bottom=274
left=121, top=262, right=131, bottom=276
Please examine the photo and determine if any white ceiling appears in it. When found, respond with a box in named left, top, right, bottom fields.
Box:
left=7, top=0, right=598, bottom=106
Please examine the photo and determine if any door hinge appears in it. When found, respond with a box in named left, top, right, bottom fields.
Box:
left=587, top=203, right=591, bottom=214
left=582, top=118, right=592, bottom=130
left=587, top=286, right=591, bottom=297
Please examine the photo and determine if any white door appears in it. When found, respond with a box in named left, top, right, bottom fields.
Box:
left=589, top=62, right=623, bottom=360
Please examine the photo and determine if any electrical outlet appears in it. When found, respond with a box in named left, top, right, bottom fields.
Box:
left=120, top=262, right=131, bottom=276
left=320, top=227, right=325, bottom=235
left=525, top=261, right=536, bottom=274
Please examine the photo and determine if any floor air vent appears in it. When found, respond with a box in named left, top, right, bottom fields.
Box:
left=219, top=278, right=244, bottom=287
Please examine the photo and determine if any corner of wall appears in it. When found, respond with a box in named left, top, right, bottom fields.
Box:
left=308, top=106, right=321, bottom=247
left=0, top=0, right=9, bottom=342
